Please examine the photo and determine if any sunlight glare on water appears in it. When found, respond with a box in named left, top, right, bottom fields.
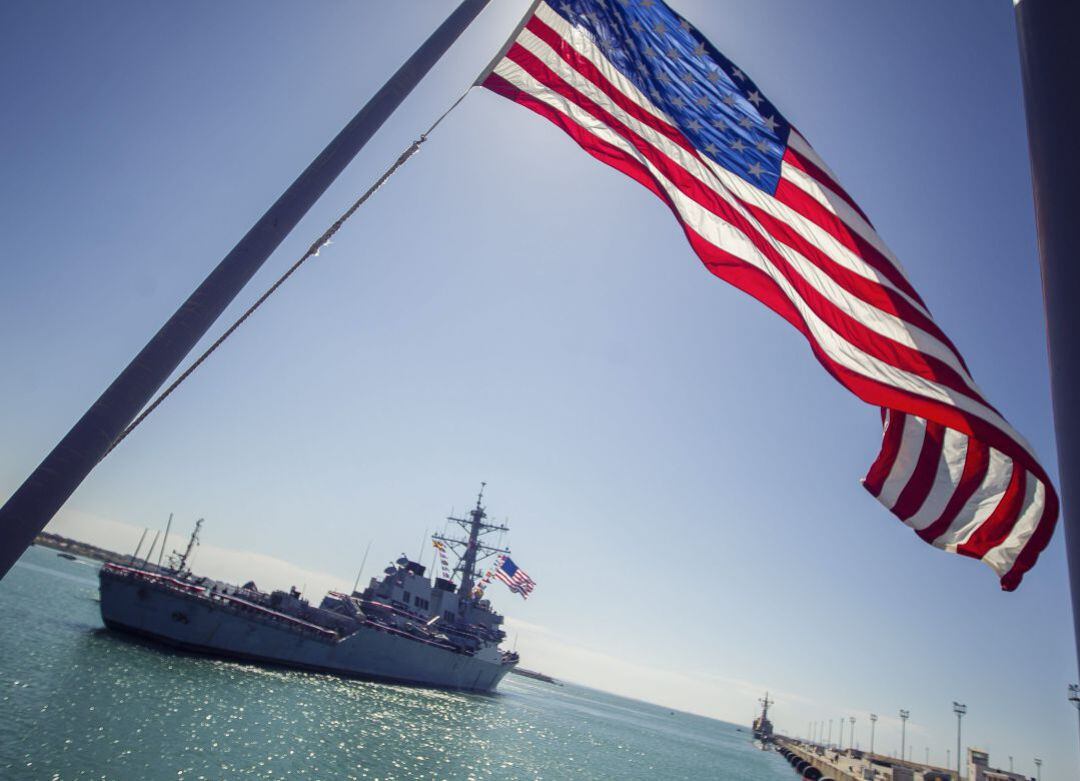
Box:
left=0, top=547, right=793, bottom=780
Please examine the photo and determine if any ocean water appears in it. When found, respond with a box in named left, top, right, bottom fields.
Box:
left=0, top=546, right=794, bottom=780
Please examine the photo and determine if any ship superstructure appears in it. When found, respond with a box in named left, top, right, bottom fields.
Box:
left=98, top=487, right=520, bottom=692
left=753, top=692, right=774, bottom=742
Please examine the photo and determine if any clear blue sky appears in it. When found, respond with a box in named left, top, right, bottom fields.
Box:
left=1, top=1, right=1075, bottom=777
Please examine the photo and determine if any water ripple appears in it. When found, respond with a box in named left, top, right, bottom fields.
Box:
left=0, top=548, right=792, bottom=781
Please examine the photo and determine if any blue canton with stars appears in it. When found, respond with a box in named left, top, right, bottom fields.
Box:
left=551, top=0, right=791, bottom=194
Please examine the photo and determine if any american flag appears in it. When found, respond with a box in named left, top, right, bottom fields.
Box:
left=481, top=0, right=1058, bottom=590
left=495, top=556, right=536, bottom=599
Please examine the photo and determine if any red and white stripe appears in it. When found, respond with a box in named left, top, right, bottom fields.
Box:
left=481, top=1, right=1058, bottom=590
left=495, top=566, right=536, bottom=598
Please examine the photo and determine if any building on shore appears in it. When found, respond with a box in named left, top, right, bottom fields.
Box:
left=780, top=740, right=1038, bottom=781
left=967, top=748, right=1032, bottom=781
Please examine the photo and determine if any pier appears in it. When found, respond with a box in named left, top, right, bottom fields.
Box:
left=776, top=738, right=956, bottom=780
left=773, top=738, right=1036, bottom=781
left=752, top=688, right=1039, bottom=781
left=777, top=741, right=861, bottom=781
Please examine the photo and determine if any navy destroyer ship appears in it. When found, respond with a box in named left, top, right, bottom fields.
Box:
left=752, top=692, right=774, bottom=743
left=98, top=486, right=520, bottom=692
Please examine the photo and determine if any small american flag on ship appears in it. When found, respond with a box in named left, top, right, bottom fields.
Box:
left=481, top=0, right=1058, bottom=590
left=495, top=556, right=536, bottom=599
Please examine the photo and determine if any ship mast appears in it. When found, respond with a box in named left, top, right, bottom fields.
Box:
left=759, top=692, right=773, bottom=722
left=174, top=518, right=203, bottom=574
left=434, top=482, right=509, bottom=598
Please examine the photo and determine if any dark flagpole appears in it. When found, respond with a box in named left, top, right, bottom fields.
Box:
left=0, top=0, right=491, bottom=580
left=1014, top=0, right=1080, bottom=668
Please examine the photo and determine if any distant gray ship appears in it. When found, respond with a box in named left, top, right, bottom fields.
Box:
left=98, top=486, right=520, bottom=692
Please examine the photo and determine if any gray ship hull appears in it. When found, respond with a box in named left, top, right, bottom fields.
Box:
left=99, top=571, right=513, bottom=693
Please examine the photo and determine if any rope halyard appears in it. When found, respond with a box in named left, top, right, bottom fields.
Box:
left=101, top=89, right=472, bottom=462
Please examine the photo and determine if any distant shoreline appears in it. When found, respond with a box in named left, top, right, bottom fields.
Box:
left=34, top=531, right=127, bottom=565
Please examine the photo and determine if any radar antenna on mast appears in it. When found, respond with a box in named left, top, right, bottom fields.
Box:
left=759, top=692, right=773, bottom=719
left=433, top=482, right=510, bottom=599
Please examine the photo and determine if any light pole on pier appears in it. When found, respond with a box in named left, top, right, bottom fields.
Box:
left=899, top=710, right=909, bottom=765
left=869, top=714, right=877, bottom=756
left=952, top=702, right=966, bottom=780
left=1069, top=684, right=1080, bottom=745
left=1034, top=757, right=1042, bottom=781
left=838, top=718, right=844, bottom=751
left=947, top=749, right=950, bottom=770
left=849, top=717, right=855, bottom=751
left=1009, top=756, right=1014, bottom=773
left=828, top=719, right=832, bottom=747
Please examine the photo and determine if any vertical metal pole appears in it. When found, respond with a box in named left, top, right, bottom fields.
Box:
left=900, top=710, right=909, bottom=766
left=1015, top=0, right=1080, bottom=682
left=143, top=530, right=161, bottom=567
left=157, top=512, right=173, bottom=568
left=956, top=712, right=962, bottom=779
left=869, top=714, right=877, bottom=756
left=0, top=0, right=492, bottom=581
left=1072, top=684, right=1080, bottom=748
left=352, top=539, right=373, bottom=595
left=129, top=527, right=148, bottom=565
